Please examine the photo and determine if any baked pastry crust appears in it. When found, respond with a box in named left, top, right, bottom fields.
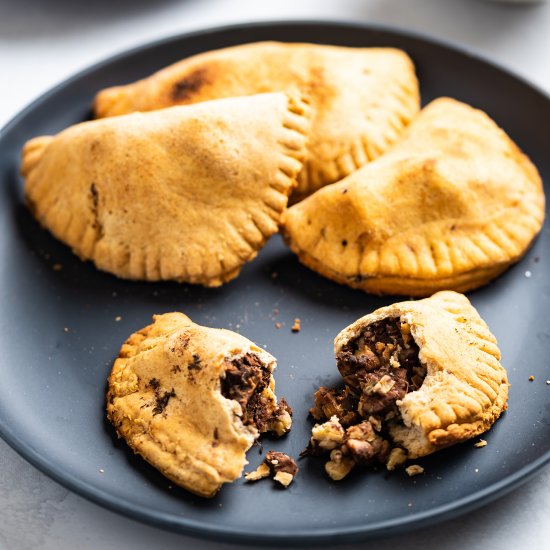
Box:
left=21, top=93, right=308, bottom=286
left=282, top=97, right=545, bottom=296
left=334, top=291, right=508, bottom=458
left=93, top=41, right=420, bottom=201
left=107, top=312, right=291, bottom=498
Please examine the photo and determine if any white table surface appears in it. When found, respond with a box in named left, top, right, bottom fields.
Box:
left=1, top=1, right=549, bottom=548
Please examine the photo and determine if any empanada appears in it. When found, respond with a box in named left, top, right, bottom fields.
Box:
left=22, top=93, right=308, bottom=286
left=305, top=291, right=508, bottom=479
left=282, top=97, right=545, bottom=296
left=107, top=312, right=292, bottom=498
left=93, top=41, right=420, bottom=201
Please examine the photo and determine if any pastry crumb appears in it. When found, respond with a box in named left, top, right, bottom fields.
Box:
left=245, top=462, right=270, bottom=481
left=63, top=327, right=69, bottom=333
left=99, top=468, right=105, bottom=474
left=273, top=471, right=294, bottom=487
left=405, top=465, right=424, bottom=477
left=275, top=322, right=282, bottom=329
left=529, top=375, right=535, bottom=381
left=291, top=318, right=301, bottom=332
left=474, top=439, right=487, bottom=448
left=386, top=448, right=407, bottom=471
left=115, top=316, right=122, bottom=322
left=52, top=263, right=63, bottom=271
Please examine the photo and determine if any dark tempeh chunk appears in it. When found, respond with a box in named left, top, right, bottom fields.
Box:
left=221, top=353, right=291, bottom=435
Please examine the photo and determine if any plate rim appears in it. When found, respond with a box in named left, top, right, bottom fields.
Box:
left=1, top=18, right=549, bottom=545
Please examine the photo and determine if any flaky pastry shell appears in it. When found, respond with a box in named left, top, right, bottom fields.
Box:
left=94, top=41, right=420, bottom=201
left=22, top=93, right=308, bottom=286
left=334, top=291, right=508, bottom=458
left=107, top=312, right=291, bottom=498
left=282, top=97, right=545, bottom=295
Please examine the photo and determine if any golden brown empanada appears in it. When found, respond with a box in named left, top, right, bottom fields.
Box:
left=93, top=41, right=420, bottom=201
left=306, top=291, right=508, bottom=479
left=107, top=312, right=292, bottom=498
left=22, top=93, right=308, bottom=286
left=282, top=97, right=545, bottom=296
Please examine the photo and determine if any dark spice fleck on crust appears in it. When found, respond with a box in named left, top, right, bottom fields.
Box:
left=89, top=183, right=99, bottom=212
left=188, top=354, right=202, bottom=371
left=152, top=388, right=176, bottom=416
left=212, top=427, right=219, bottom=447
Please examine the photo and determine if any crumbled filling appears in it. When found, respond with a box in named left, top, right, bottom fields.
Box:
left=221, top=353, right=292, bottom=436
left=305, top=317, right=427, bottom=479
left=245, top=451, right=299, bottom=488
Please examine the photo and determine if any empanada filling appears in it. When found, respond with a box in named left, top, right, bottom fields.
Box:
left=306, top=317, right=426, bottom=479
left=221, top=353, right=292, bottom=436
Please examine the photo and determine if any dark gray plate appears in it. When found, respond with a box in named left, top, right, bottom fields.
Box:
left=0, top=21, right=549, bottom=546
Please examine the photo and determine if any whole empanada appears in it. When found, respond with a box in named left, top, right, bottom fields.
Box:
left=22, top=93, right=308, bottom=286
left=282, top=97, right=545, bottom=296
left=107, top=312, right=292, bottom=498
left=93, top=41, right=420, bottom=201
left=306, top=291, right=508, bottom=479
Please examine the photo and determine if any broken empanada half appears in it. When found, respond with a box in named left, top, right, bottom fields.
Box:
left=21, top=93, right=308, bottom=286
left=93, top=41, right=420, bottom=201
left=107, top=312, right=292, bottom=498
left=282, top=97, right=545, bottom=296
left=306, top=291, right=508, bottom=479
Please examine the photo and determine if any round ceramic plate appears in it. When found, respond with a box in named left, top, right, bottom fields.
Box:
left=0, top=21, right=549, bottom=546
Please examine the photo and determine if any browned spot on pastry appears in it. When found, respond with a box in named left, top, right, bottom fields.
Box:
left=171, top=364, right=181, bottom=374
left=171, top=68, right=210, bottom=101
left=306, top=317, right=427, bottom=477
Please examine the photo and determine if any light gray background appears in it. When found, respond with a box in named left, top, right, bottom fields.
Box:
left=1, top=1, right=549, bottom=548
